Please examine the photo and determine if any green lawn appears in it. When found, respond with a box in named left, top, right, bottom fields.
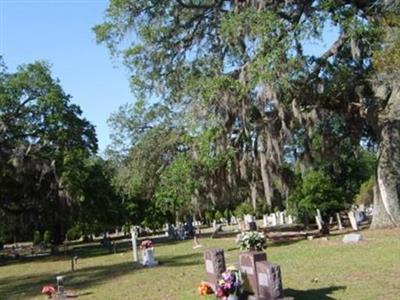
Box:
left=1, top=228, right=399, bottom=300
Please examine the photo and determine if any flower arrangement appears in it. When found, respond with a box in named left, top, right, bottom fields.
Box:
left=236, top=231, right=266, bottom=251
left=140, top=240, right=153, bottom=249
left=197, top=282, right=213, bottom=295
left=215, top=266, right=242, bottom=300
left=41, top=285, right=55, bottom=299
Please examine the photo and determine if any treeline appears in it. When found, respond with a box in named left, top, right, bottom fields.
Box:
left=1, top=1, right=400, bottom=245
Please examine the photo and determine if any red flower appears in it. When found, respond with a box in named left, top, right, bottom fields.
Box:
left=41, top=285, right=55, bottom=297
left=140, top=240, right=153, bottom=249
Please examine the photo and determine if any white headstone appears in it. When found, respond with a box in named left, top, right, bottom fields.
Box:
left=212, top=220, right=217, bottom=230
left=348, top=211, right=359, bottom=231
left=343, top=233, right=362, bottom=243
left=142, top=248, right=158, bottom=266
left=287, top=215, right=293, bottom=225
left=270, top=214, right=277, bottom=226
left=244, top=214, right=254, bottom=224
left=263, top=214, right=268, bottom=227
left=315, top=216, right=323, bottom=230
left=279, top=212, right=285, bottom=225
left=336, top=213, right=343, bottom=230
left=130, top=229, right=138, bottom=263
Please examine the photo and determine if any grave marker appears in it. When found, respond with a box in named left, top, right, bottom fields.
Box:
left=256, top=261, right=284, bottom=300
left=203, top=248, right=226, bottom=290
left=239, top=251, right=267, bottom=297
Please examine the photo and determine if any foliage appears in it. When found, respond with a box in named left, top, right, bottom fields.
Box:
left=66, top=225, right=82, bottom=241
left=43, top=231, right=52, bottom=244
left=234, top=202, right=253, bottom=218
left=289, top=171, right=343, bottom=219
left=0, top=61, right=97, bottom=243
left=354, top=177, right=375, bottom=206
left=33, top=231, right=42, bottom=245
left=236, top=231, right=266, bottom=251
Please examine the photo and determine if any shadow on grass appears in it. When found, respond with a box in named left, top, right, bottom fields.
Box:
left=0, top=260, right=141, bottom=299
left=159, top=252, right=203, bottom=267
left=284, top=285, right=346, bottom=300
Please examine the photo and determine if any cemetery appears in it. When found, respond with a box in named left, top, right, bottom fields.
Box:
left=1, top=1, right=400, bottom=300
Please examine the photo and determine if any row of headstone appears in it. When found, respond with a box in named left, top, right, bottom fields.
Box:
left=315, top=208, right=364, bottom=232
left=203, top=248, right=292, bottom=300
left=262, top=211, right=295, bottom=227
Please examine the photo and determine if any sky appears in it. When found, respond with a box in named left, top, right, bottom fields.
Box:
left=0, top=0, right=339, bottom=154
left=0, top=0, right=132, bottom=153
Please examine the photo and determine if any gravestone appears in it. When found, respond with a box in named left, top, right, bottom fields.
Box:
left=287, top=215, right=293, bottom=225
left=256, top=261, right=283, bottom=300
left=348, top=211, right=359, bottom=231
left=239, top=251, right=267, bottom=297
left=130, top=229, right=138, bottom=263
left=248, top=221, right=257, bottom=231
left=270, top=214, right=277, bottom=226
left=336, top=213, right=343, bottom=230
left=279, top=212, right=285, bottom=225
left=263, top=214, right=268, bottom=227
left=343, top=233, right=362, bottom=243
left=203, top=248, right=226, bottom=290
left=315, top=216, right=323, bottom=230
left=231, top=216, right=238, bottom=225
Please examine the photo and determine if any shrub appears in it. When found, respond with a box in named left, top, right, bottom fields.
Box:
left=289, top=170, right=343, bottom=219
left=236, top=231, right=266, bottom=251
left=234, top=202, right=253, bottom=218
left=43, top=230, right=52, bottom=244
left=354, top=177, right=374, bottom=206
left=66, top=226, right=82, bottom=241
left=215, top=210, right=223, bottom=221
left=33, top=230, right=42, bottom=245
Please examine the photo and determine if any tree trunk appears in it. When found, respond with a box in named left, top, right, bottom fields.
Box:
left=371, top=84, right=400, bottom=228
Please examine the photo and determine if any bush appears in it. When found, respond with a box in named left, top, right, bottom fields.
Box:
left=289, top=170, right=343, bottom=219
left=354, top=177, right=374, bottom=206
left=43, top=230, right=52, bottom=244
left=33, top=230, right=42, bottom=245
left=234, top=202, right=253, bottom=218
left=215, top=210, right=223, bottom=221
left=66, top=226, right=82, bottom=241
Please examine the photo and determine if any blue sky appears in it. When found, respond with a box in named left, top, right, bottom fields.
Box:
left=0, top=0, right=339, bottom=153
left=0, top=0, right=132, bottom=153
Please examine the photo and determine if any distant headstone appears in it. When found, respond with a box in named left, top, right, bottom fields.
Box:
left=256, top=261, right=284, bottom=300
left=263, top=214, right=268, bottom=227
left=343, top=233, right=362, bottom=243
left=248, top=221, right=257, bottom=231
left=315, top=216, right=323, bottom=230
left=204, top=248, right=226, bottom=290
left=230, top=216, right=238, bottom=225
left=348, top=211, right=359, bottom=231
left=287, top=215, right=293, bottom=225
left=270, top=214, right=277, bottom=226
left=130, top=229, right=138, bottom=263
left=142, top=248, right=158, bottom=267
left=239, top=251, right=267, bottom=296
left=336, top=213, right=343, bottom=230
left=279, top=212, right=285, bottom=225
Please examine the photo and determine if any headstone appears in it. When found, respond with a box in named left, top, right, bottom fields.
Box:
left=270, top=214, right=277, bottom=226
left=248, top=221, right=257, bottom=231
left=212, top=220, right=217, bottom=231
left=275, top=213, right=281, bottom=225
left=142, top=248, right=158, bottom=267
left=348, top=211, right=359, bottom=231
left=329, top=216, right=333, bottom=225
left=186, top=215, right=194, bottom=237
left=315, top=216, right=323, bottom=230
left=263, top=214, right=268, bottom=227
left=231, top=216, right=238, bottom=225
left=343, top=233, right=362, bottom=243
left=239, top=251, right=267, bottom=297
left=287, top=215, right=293, bottom=225
left=336, top=213, right=343, bottom=230
left=256, top=261, right=284, bottom=300
left=279, top=212, right=285, bottom=225
left=203, top=248, right=226, bottom=290
left=130, top=229, right=138, bottom=263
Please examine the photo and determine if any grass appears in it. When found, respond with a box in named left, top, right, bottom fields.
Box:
left=0, top=227, right=399, bottom=300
